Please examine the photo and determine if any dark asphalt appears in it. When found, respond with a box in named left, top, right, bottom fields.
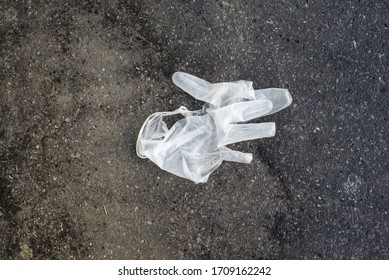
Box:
left=0, top=0, right=388, bottom=259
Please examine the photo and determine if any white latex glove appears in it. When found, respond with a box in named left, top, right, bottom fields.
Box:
left=136, top=72, right=292, bottom=183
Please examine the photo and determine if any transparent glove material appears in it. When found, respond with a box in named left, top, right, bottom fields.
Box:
left=136, top=73, right=292, bottom=183
left=172, top=72, right=292, bottom=113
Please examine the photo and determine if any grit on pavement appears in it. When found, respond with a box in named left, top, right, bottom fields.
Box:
left=0, top=0, right=388, bottom=259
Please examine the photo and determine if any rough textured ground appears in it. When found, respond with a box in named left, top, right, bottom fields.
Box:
left=0, top=0, right=388, bottom=259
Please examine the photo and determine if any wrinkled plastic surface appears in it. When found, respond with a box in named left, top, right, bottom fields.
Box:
left=172, top=72, right=293, bottom=114
left=136, top=72, right=292, bottom=183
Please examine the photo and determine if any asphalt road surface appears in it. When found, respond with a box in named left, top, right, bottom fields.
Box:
left=0, top=0, right=388, bottom=259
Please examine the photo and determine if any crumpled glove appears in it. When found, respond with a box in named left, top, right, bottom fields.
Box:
left=136, top=72, right=292, bottom=183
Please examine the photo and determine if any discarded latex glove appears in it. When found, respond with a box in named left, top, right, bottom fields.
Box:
left=136, top=73, right=292, bottom=183
left=137, top=102, right=275, bottom=183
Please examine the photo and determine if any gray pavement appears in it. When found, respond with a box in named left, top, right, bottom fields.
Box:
left=0, top=0, right=388, bottom=259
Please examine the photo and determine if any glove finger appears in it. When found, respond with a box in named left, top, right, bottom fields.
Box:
left=211, top=99, right=273, bottom=123
left=219, top=146, right=253, bottom=163
left=173, top=72, right=255, bottom=107
left=172, top=72, right=211, bottom=102
left=207, top=81, right=255, bottom=107
left=254, top=88, right=292, bottom=115
left=219, top=122, right=276, bottom=146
